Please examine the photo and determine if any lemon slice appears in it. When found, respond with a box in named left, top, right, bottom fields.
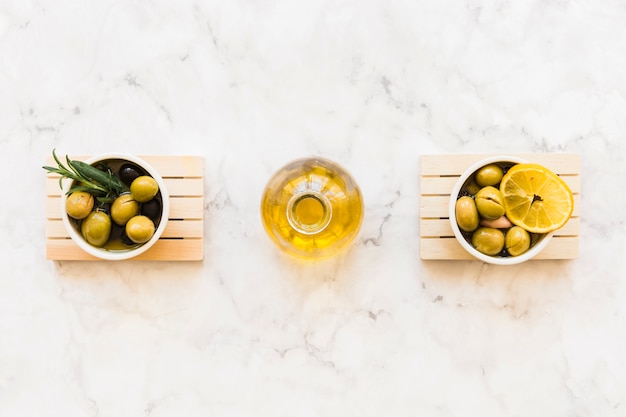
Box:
left=499, top=163, right=574, bottom=233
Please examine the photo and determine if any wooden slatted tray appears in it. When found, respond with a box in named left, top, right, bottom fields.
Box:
left=420, top=154, right=580, bottom=260
left=45, top=155, right=204, bottom=261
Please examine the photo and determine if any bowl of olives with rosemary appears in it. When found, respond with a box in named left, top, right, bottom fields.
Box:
left=449, top=156, right=561, bottom=265
left=44, top=151, right=169, bottom=260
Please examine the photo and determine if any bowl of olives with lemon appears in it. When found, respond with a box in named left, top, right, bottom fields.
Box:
left=449, top=156, right=574, bottom=265
left=44, top=151, right=169, bottom=260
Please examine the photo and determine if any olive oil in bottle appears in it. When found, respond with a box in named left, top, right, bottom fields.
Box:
left=260, top=157, right=364, bottom=260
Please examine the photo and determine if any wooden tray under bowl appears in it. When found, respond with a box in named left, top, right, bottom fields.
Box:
left=45, top=155, right=204, bottom=261
left=420, top=154, right=580, bottom=260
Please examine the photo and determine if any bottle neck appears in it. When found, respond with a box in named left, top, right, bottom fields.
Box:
left=286, top=191, right=332, bottom=235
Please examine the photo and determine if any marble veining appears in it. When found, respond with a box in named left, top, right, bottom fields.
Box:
left=1, top=0, right=625, bottom=416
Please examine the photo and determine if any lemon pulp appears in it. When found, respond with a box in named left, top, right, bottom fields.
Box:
left=499, top=163, right=574, bottom=233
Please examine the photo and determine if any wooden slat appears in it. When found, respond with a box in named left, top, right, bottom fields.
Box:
left=420, top=174, right=580, bottom=195
left=420, top=217, right=580, bottom=238
left=46, top=196, right=204, bottom=220
left=420, top=236, right=579, bottom=261
left=46, top=177, right=204, bottom=197
left=46, top=238, right=203, bottom=261
left=133, top=155, right=203, bottom=177
left=45, top=155, right=204, bottom=261
left=420, top=154, right=580, bottom=261
left=46, top=219, right=203, bottom=239
left=166, top=197, right=204, bottom=220
left=420, top=194, right=581, bottom=218
left=420, top=154, right=580, bottom=175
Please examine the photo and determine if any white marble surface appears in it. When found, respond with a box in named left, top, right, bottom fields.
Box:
left=1, top=0, right=625, bottom=415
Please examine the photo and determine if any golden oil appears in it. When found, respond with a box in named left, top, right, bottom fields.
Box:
left=261, top=157, right=364, bottom=260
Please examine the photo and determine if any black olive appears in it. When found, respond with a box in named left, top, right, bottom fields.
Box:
left=119, top=163, right=143, bottom=186
left=120, top=229, right=136, bottom=246
left=97, top=204, right=111, bottom=215
left=498, top=248, right=511, bottom=257
left=141, top=198, right=162, bottom=221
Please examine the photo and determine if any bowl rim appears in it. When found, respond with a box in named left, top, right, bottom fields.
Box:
left=61, top=153, right=170, bottom=261
left=448, top=155, right=554, bottom=265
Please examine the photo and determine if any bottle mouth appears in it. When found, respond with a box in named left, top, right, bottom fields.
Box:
left=286, top=191, right=332, bottom=235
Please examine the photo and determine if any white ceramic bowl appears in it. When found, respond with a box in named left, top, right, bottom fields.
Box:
left=61, top=153, right=169, bottom=260
left=448, top=155, right=553, bottom=265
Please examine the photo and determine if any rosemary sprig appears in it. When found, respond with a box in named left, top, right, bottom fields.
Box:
left=42, top=149, right=128, bottom=203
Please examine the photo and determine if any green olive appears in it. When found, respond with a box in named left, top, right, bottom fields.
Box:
left=475, top=164, right=504, bottom=187
left=111, top=193, right=140, bottom=226
left=130, top=176, right=159, bottom=203
left=66, top=191, right=94, bottom=220
left=475, top=186, right=505, bottom=220
left=80, top=209, right=111, bottom=247
left=505, top=226, right=531, bottom=256
left=471, top=227, right=505, bottom=256
left=125, top=215, right=155, bottom=244
left=455, top=196, right=479, bottom=232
